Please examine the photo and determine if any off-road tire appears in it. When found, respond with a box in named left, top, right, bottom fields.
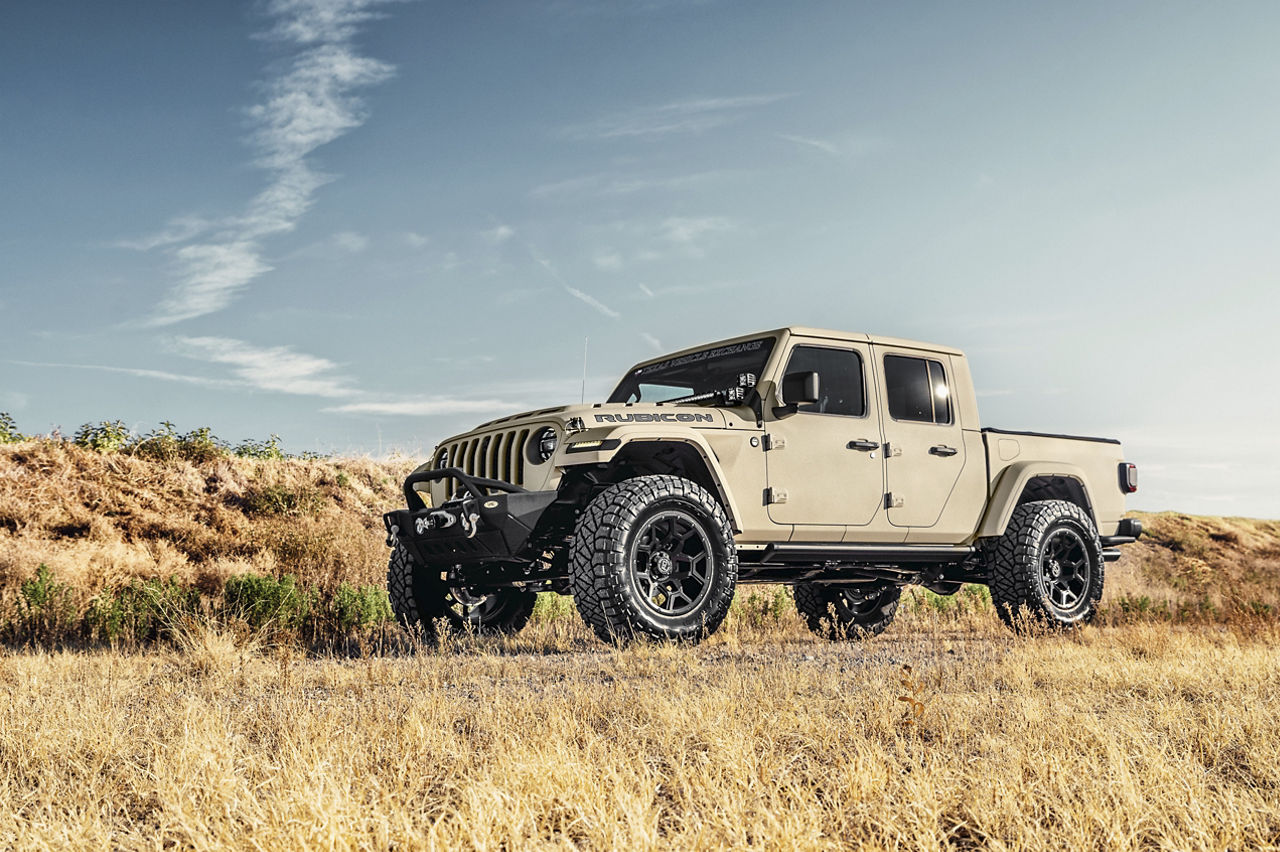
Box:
left=985, top=499, right=1104, bottom=629
left=794, top=582, right=902, bottom=640
left=570, top=475, right=737, bottom=644
left=387, top=544, right=536, bottom=638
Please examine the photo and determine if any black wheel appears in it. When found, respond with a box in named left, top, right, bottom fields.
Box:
left=794, top=582, right=901, bottom=640
left=984, top=499, right=1104, bottom=629
left=570, top=475, right=737, bottom=644
left=386, top=544, right=536, bottom=638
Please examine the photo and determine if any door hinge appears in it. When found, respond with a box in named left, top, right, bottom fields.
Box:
left=762, top=434, right=786, bottom=451
left=884, top=442, right=903, bottom=458
left=765, top=487, right=789, bottom=505
left=885, top=492, right=904, bottom=509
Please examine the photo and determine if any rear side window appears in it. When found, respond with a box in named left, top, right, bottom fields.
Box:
left=784, top=346, right=866, bottom=416
left=884, top=355, right=952, bottom=424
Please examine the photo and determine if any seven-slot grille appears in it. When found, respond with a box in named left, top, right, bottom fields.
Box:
left=435, top=428, right=531, bottom=495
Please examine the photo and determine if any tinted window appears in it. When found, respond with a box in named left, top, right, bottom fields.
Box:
left=885, top=355, right=952, bottom=424
left=784, top=346, right=865, bottom=416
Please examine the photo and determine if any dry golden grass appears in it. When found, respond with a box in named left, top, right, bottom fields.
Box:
left=1, top=607, right=1278, bottom=850
left=0, top=440, right=411, bottom=598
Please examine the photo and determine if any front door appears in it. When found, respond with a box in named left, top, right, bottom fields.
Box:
left=873, top=348, right=968, bottom=528
left=765, top=342, right=886, bottom=529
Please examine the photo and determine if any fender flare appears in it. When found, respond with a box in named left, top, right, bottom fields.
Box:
left=598, top=434, right=745, bottom=533
left=977, top=461, right=1097, bottom=538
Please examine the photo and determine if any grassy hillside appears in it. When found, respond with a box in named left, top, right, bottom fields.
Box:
left=0, top=435, right=1277, bottom=645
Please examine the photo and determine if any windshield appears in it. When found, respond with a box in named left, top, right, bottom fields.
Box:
left=607, top=337, right=777, bottom=404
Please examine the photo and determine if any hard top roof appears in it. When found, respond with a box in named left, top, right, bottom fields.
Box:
left=629, top=327, right=964, bottom=371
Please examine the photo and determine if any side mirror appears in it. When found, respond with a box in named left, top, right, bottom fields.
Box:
left=781, top=371, right=820, bottom=406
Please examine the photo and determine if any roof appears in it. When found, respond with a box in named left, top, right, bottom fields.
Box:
left=629, top=326, right=964, bottom=371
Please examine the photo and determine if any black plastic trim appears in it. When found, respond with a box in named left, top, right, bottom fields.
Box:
left=752, top=542, right=975, bottom=564
left=982, top=427, right=1120, bottom=445
left=1116, top=518, right=1143, bottom=539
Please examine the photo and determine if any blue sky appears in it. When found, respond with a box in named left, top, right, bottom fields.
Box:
left=2, top=1, right=1279, bottom=517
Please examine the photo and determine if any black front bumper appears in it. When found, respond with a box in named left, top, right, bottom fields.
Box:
left=383, top=467, right=557, bottom=567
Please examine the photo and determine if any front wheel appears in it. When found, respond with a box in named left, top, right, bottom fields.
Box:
left=794, top=582, right=901, bottom=639
left=570, top=475, right=737, bottom=644
left=984, top=499, right=1104, bottom=629
left=387, top=544, right=536, bottom=638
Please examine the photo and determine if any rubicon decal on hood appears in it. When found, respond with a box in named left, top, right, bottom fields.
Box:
left=595, top=413, right=715, bottom=423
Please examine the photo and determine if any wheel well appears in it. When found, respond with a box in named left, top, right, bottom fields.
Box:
left=606, top=442, right=722, bottom=501
left=557, top=441, right=730, bottom=524
left=1016, top=475, right=1093, bottom=520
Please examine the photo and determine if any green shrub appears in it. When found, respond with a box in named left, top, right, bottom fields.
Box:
left=12, top=564, right=77, bottom=642
left=243, top=483, right=324, bottom=517
left=234, top=434, right=287, bottom=460
left=131, top=422, right=229, bottom=464
left=731, top=587, right=792, bottom=627
left=85, top=577, right=201, bottom=644
left=328, top=583, right=392, bottom=631
left=0, top=412, right=25, bottom=443
left=73, top=420, right=131, bottom=453
left=531, top=592, right=576, bottom=621
left=223, top=573, right=313, bottom=630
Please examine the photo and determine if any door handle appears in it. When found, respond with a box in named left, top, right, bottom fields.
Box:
left=847, top=439, right=880, bottom=452
left=929, top=445, right=958, bottom=457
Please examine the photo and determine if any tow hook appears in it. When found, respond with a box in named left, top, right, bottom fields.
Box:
left=460, top=511, right=481, bottom=539
left=385, top=523, right=399, bottom=548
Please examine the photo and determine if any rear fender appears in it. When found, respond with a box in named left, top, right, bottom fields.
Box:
left=977, top=462, right=1097, bottom=538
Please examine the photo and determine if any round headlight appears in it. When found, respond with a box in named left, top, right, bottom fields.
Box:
left=529, top=427, right=557, bottom=464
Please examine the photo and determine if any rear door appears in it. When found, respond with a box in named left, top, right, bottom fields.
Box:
left=764, top=341, right=886, bottom=529
left=873, top=348, right=968, bottom=528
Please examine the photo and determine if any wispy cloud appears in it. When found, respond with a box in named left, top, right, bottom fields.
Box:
left=9, top=360, right=245, bottom=390
left=482, top=224, right=514, bottom=244
left=530, top=170, right=736, bottom=199
left=776, top=133, right=839, bottom=155
left=135, top=0, right=401, bottom=326
left=324, top=398, right=522, bottom=416
left=563, top=285, right=622, bottom=319
left=593, top=251, right=623, bottom=271
left=170, top=336, right=358, bottom=398
left=527, top=243, right=621, bottom=319
left=566, top=94, right=792, bottom=140
left=111, top=215, right=213, bottom=251
left=640, top=332, right=663, bottom=351
left=660, top=216, right=733, bottom=245
left=332, top=231, right=369, bottom=253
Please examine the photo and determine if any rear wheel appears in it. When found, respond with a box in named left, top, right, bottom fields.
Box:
left=570, top=475, right=737, bottom=644
left=387, top=544, right=536, bottom=638
left=794, top=582, right=901, bottom=639
left=985, top=499, right=1104, bottom=628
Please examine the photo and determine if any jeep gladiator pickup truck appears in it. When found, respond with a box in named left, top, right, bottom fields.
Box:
left=383, top=327, right=1141, bottom=643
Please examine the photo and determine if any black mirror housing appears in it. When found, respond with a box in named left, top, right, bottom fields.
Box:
left=781, top=371, right=820, bottom=406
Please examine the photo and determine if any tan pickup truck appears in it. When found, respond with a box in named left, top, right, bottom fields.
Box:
left=384, top=327, right=1141, bottom=644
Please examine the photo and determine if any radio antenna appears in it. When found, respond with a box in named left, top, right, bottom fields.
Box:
left=581, top=337, right=589, bottom=404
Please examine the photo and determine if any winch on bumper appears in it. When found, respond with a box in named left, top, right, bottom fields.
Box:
left=382, top=467, right=557, bottom=567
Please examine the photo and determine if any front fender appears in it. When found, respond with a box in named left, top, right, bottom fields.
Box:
left=562, top=430, right=745, bottom=532
left=977, top=461, right=1096, bottom=538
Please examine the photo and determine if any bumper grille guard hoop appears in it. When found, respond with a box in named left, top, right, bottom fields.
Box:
left=403, top=466, right=527, bottom=511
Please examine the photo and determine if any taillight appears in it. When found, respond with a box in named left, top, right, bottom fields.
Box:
left=1119, top=463, right=1138, bottom=493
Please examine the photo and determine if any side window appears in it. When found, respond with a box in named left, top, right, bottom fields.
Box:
left=784, top=346, right=866, bottom=416
left=884, top=355, right=952, bottom=424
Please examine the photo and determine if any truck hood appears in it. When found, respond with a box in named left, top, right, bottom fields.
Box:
left=445, top=403, right=730, bottom=444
